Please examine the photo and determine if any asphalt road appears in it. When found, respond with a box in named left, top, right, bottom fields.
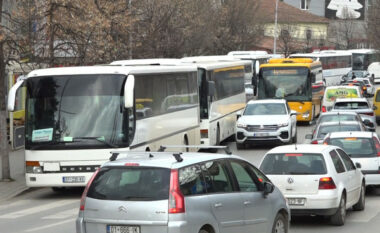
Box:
left=1, top=98, right=380, bottom=233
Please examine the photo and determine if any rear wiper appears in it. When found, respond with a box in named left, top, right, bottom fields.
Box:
left=73, top=137, right=118, bottom=148
left=288, top=172, right=314, bottom=175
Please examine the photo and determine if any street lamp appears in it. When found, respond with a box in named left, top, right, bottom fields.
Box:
left=273, top=0, right=279, bottom=54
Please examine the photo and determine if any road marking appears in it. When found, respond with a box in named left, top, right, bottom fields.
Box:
left=24, top=218, right=76, bottom=232
left=42, top=207, right=78, bottom=219
left=0, top=200, right=30, bottom=211
left=347, top=198, right=380, bottom=223
left=0, top=200, right=78, bottom=219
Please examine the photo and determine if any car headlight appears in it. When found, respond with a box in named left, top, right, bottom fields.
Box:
left=277, top=122, right=289, bottom=127
left=237, top=123, right=247, bottom=128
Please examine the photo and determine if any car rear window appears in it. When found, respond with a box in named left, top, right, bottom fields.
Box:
left=320, top=115, right=357, bottom=123
left=260, top=153, right=327, bottom=175
left=317, top=124, right=361, bottom=138
left=334, top=102, right=369, bottom=109
left=330, top=138, right=377, bottom=158
left=87, top=167, right=170, bottom=201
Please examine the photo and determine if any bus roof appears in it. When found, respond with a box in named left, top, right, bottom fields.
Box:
left=348, top=49, right=379, bottom=54
left=289, top=50, right=352, bottom=58
left=260, top=58, right=321, bottom=68
left=227, top=51, right=271, bottom=59
left=180, top=57, right=252, bottom=70
left=26, top=65, right=198, bottom=78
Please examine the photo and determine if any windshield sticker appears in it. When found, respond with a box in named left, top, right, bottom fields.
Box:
left=325, top=88, right=358, bottom=102
left=32, top=128, right=53, bottom=142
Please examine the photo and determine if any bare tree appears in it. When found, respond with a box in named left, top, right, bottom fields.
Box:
left=368, top=0, right=380, bottom=50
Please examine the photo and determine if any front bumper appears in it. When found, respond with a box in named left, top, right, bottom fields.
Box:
left=236, top=125, right=291, bottom=144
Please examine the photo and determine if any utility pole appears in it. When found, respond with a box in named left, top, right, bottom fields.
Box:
left=0, top=0, right=11, bottom=181
left=128, top=0, right=133, bottom=59
left=273, top=0, right=279, bottom=54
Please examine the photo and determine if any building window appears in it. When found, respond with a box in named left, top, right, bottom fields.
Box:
left=301, top=0, right=309, bottom=10
left=306, top=29, right=312, bottom=40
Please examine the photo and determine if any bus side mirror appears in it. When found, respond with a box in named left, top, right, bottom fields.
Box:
left=208, top=81, right=216, bottom=97
left=252, top=74, right=258, bottom=96
left=124, top=75, right=135, bottom=108
left=7, top=77, right=26, bottom=112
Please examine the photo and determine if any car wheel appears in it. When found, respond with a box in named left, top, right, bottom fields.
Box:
left=236, top=142, right=245, bottom=150
left=330, top=194, right=346, bottom=226
left=272, top=213, right=288, bottom=233
left=353, top=183, right=365, bottom=211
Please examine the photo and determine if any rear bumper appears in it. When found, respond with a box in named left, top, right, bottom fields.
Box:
left=291, top=208, right=338, bottom=216
left=285, top=192, right=340, bottom=216
left=362, top=173, right=380, bottom=186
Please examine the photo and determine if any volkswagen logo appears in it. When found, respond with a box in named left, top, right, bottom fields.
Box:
left=287, top=177, right=294, bottom=184
left=118, top=206, right=128, bottom=213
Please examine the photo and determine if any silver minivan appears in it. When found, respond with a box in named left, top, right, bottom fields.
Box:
left=76, top=151, right=289, bottom=233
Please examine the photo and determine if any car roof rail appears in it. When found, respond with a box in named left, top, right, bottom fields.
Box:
left=158, top=145, right=232, bottom=155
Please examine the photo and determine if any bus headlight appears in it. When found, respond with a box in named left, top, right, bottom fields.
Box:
left=26, top=161, right=42, bottom=174
left=237, top=123, right=247, bottom=128
left=302, top=111, right=310, bottom=118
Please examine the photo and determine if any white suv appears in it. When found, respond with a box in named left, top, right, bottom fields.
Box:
left=236, top=99, right=297, bottom=149
left=76, top=150, right=290, bottom=233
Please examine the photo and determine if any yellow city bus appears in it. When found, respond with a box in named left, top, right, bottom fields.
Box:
left=258, top=58, right=324, bottom=122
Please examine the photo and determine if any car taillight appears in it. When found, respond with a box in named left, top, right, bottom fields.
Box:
left=79, top=168, right=100, bottom=211
left=366, top=84, right=371, bottom=87
left=168, top=169, right=185, bottom=214
left=362, top=112, right=374, bottom=116
left=373, top=137, right=380, bottom=157
left=323, top=137, right=330, bottom=145
left=311, top=140, right=318, bottom=144
left=319, top=177, right=336, bottom=189
left=322, top=106, right=327, bottom=112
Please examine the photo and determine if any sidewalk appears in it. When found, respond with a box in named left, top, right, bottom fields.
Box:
left=0, top=149, right=28, bottom=202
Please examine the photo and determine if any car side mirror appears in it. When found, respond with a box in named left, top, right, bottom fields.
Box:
left=363, top=119, right=371, bottom=125
left=373, top=106, right=378, bottom=110
left=263, top=182, right=274, bottom=196
left=236, top=110, right=242, bottom=119
left=290, top=110, right=299, bottom=116
left=355, top=162, right=361, bottom=169
left=305, top=134, right=313, bottom=139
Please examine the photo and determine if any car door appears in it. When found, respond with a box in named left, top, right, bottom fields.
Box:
left=329, top=149, right=347, bottom=202
left=336, top=148, right=362, bottom=207
left=228, top=159, right=272, bottom=233
left=201, top=160, right=245, bottom=233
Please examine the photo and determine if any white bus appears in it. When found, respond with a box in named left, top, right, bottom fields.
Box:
left=349, top=49, right=379, bottom=71
left=289, top=50, right=352, bottom=86
left=7, top=65, right=200, bottom=188
left=112, top=58, right=249, bottom=147
left=181, top=58, right=247, bottom=146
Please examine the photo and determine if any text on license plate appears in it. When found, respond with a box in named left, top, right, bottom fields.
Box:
left=62, top=176, right=85, bottom=183
left=287, top=198, right=306, bottom=206
left=107, top=225, right=140, bottom=233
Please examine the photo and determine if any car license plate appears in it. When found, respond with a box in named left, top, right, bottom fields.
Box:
left=107, top=225, right=140, bottom=233
left=253, top=132, right=269, bottom=137
left=62, top=176, right=85, bottom=183
left=287, top=198, right=306, bottom=206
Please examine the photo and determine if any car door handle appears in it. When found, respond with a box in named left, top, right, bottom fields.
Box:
left=244, top=201, right=252, bottom=206
left=214, top=203, right=223, bottom=208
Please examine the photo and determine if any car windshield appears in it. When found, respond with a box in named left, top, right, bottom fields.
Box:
left=334, top=102, right=369, bottom=110
left=244, top=103, right=287, bottom=115
left=87, top=167, right=170, bottom=201
left=329, top=138, right=377, bottom=158
left=260, top=153, right=327, bottom=175
left=317, top=124, right=361, bottom=138
left=348, top=71, right=365, bottom=78
left=319, top=114, right=357, bottom=124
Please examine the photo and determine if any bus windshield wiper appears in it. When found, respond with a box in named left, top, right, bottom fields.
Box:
left=73, top=137, right=118, bottom=148
left=29, top=141, right=74, bottom=150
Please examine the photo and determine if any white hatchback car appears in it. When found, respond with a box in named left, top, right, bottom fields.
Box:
left=259, top=144, right=365, bottom=226
left=235, top=99, right=297, bottom=149
left=323, top=131, right=380, bottom=187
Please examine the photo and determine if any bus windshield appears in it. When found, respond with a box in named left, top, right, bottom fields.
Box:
left=258, top=67, right=311, bottom=101
left=25, top=74, right=133, bottom=150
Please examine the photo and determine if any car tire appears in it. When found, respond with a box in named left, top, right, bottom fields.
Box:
left=353, top=183, right=365, bottom=211
left=272, top=213, right=288, bottom=233
left=330, top=194, right=346, bottom=226
left=236, top=142, right=245, bottom=150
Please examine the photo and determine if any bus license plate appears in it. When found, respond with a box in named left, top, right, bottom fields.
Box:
left=107, top=225, right=140, bottom=233
left=287, top=198, right=305, bottom=206
left=62, top=176, right=85, bottom=183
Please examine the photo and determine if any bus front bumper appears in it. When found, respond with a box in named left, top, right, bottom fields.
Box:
left=25, top=172, right=96, bottom=187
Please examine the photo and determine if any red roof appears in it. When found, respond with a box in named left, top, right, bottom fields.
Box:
left=257, top=0, right=329, bottom=24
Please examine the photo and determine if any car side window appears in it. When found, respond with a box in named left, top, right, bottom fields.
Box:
left=336, top=149, right=356, bottom=171
left=179, top=164, right=207, bottom=196
left=201, top=161, right=234, bottom=193
left=229, top=160, right=259, bottom=192
left=329, top=150, right=346, bottom=173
